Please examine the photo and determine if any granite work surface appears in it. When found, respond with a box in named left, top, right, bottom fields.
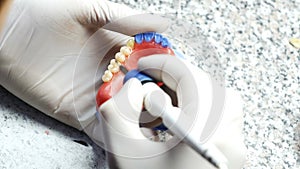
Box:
left=1, top=0, right=300, bottom=169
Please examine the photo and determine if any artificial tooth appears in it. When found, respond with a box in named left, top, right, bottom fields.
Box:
left=161, top=37, right=170, bottom=48
left=127, top=39, right=135, bottom=49
left=108, top=64, right=114, bottom=70
left=135, top=33, right=144, bottom=44
left=102, top=75, right=111, bottom=82
left=144, top=32, right=155, bottom=42
left=111, top=67, right=120, bottom=73
left=108, top=64, right=120, bottom=73
left=110, top=59, right=121, bottom=66
left=110, top=59, right=117, bottom=65
left=120, top=46, right=132, bottom=56
left=104, top=70, right=113, bottom=77
left=115, top=52, right=126, bottom=63
left=154, top=33, right=162, bottom=44
left=102, top=71, right=113, bottom=82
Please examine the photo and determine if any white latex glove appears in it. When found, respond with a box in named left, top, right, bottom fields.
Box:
left=99, top=78, right=219, bottom=169
left=0, top=0, right=169, bottom=145
left=137, top=55, right=247, bottom=169
left=99, top=54, right=246, bottom=169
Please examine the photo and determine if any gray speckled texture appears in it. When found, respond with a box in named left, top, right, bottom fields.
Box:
left=1, top=0, right=300, bottom=169
left=0, top=87, right=107, bottom=169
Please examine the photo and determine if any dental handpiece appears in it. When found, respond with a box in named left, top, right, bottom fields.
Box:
left=119, top=65, right=228, bottom=169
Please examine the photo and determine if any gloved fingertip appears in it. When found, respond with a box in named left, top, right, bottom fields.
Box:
left=103, top=14, right=170, bottom=36
left=137, top=54, right=173, bottom=81
left=138, top=54, right=173, bottom=67
left=144, top=88, right=173, bottom=118
left=123, top=78, right=142, bottom=90
left=119, top=78, right=144, bottom=110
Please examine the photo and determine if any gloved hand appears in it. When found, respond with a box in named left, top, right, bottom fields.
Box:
left=100, top=78, right=219, bottom=169
left=99, top=55, right=247, bottom=169
left=0, top=0, right=169, bottom=145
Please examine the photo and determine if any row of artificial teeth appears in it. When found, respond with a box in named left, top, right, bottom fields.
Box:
left=101, top=39, right=135, bottom=82
left=135, top=32, right=171, bottom=48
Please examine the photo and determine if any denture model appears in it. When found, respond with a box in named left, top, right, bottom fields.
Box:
left=96, top=32, right=175, bottom=107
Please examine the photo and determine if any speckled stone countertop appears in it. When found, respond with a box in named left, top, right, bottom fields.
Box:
left=1, top=0, right=299, bottom=169
left=0, top=88, right=107, bottom=168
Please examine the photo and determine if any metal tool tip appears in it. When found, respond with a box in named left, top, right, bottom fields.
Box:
left=119, top=65, right=128, bottom=74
